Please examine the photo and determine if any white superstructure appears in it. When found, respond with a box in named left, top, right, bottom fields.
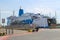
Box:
left=7, top=8, right=56, bottom=28
left=7, top=13, right=49, bottom=27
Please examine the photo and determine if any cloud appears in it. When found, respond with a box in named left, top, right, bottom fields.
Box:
left=25, top=7, right=55, bottom=14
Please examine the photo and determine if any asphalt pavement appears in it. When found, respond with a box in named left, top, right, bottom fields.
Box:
left=8, top=29, right=60, bottom=40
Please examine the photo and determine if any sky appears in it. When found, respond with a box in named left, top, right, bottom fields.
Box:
left=0, top=0, right=60, bottom=25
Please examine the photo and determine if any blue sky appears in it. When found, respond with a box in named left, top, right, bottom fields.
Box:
left=0, top=0, right=60, bottom=25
